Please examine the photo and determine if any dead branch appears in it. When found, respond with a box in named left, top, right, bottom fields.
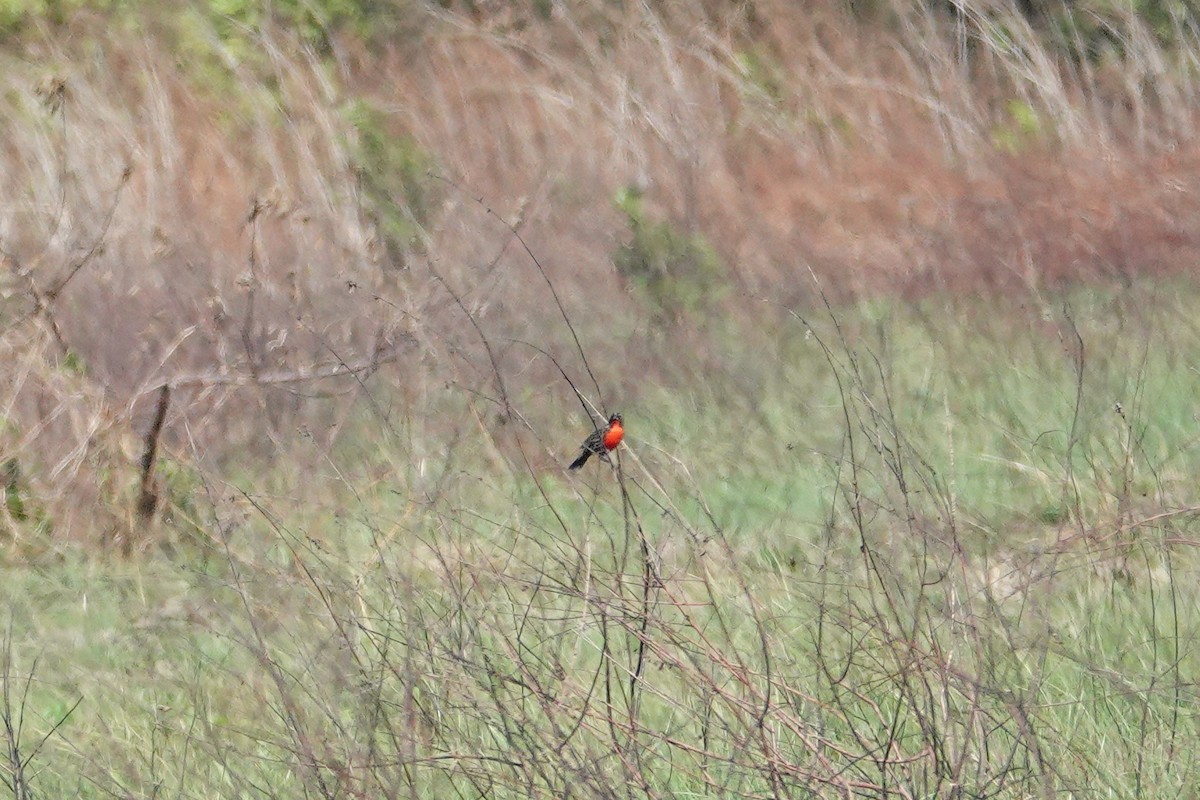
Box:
left=135, top=383, right=171, bottom=529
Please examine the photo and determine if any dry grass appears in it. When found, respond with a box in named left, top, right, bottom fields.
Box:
left=0, top=0, right=1197, bottom=542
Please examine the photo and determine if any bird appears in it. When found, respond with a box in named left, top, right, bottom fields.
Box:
left=568, top=413, right=624, bottom=470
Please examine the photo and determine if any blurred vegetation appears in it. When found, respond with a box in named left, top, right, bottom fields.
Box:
left=2, top=0, right=1195, bottom=61
left=612, top=186, right=726, bottom=322
left=2, top=456, right=26, bottom=521
left=343, top=98, right=437, bottom=270
left=993, top=97, right=1045, bottom=152
left=0, top=0, right=404, bottom=46
left=841, top=0, right=1200, bottom=60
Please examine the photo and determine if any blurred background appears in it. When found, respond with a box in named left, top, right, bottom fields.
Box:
left=4, top=0, right=1199, bottom=540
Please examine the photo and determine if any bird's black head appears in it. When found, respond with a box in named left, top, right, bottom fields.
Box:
left=609, top=413, right=622, bottom=425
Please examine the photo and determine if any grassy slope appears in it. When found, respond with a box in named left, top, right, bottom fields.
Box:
left=6, top=279, right=1200, bottom=797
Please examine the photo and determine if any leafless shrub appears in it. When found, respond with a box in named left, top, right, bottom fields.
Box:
left=150, top=266, right=1199, bottom=798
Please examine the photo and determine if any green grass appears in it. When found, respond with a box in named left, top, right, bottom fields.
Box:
left=6, top=279, right=1200, bottom=797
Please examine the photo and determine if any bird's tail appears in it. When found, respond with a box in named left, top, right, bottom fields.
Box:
left=567, top=450, right=591, bottom=470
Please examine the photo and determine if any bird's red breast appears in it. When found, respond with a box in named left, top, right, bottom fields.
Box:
left=603, top=420, right=624, bottom=450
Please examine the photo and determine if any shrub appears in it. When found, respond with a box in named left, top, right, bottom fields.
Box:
left=612, top=186, right=725, bottom=323
left=343, top=98, right=437, bottom=270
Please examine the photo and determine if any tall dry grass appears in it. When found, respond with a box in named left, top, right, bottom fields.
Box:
left=0, top=0, right=1198, bottom=547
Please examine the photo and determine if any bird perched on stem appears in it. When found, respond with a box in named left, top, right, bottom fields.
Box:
left=568, top=413, right=624, bottom=470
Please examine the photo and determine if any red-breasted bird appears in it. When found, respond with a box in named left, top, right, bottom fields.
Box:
left=568, top=413, right=624, bottom=470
